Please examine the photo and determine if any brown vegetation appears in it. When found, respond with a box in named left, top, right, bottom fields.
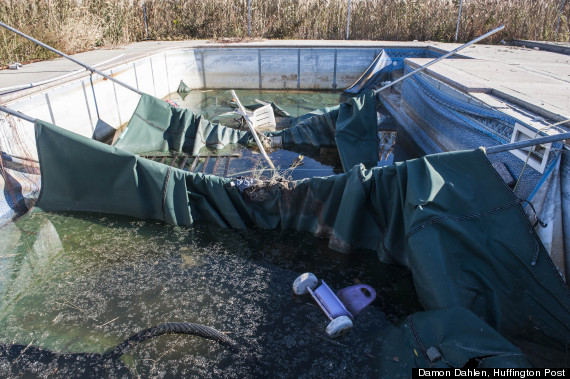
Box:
left=0, top=0, right=568, bottom=66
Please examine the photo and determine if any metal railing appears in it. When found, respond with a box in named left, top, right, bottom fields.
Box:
left=556, top=0, right=568, bottom=41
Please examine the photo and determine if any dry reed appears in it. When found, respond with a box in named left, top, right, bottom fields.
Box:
left=0, top=0, right=568, bottom=66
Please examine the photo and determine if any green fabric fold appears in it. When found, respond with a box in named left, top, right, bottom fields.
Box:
left=35, top=119, right=570, bottom=369
left=376, top=307, right=531, bottom=375
left=114, top=94, right=250, bottom=156
left=269, top=90, right=379, bottom=171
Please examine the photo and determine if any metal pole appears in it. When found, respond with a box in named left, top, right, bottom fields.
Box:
left=248, top=0, right=251, bottom=37
left=346, top=0, right=352, bottom=40
left=230, top=90, right=275, bottom=170
left=0, top=54, right=125, bottom=95
left=143, top=1, right=149, bottom=40
left=0, top=105, right=36, bottom=124
left=374, top=25, right=504, bottom=95
left=0, top=22, right=143, bottom=96
left=555, top=0, right=567, bottom=41
left=454, top=0, right=464, bottom=43
left=485, top=132, right=570, bottom=154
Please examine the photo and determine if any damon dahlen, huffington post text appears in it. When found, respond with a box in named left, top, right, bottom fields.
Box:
left=416, top=368, right=566, bottom=377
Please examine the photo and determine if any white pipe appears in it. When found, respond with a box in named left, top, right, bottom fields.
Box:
left=454, top=0, right=464, bottom=43
left=374, top=25, right=504, bottom=95
left=0, top=22, right=143, bottom=95
left=230, top=90, right=275, bottom=170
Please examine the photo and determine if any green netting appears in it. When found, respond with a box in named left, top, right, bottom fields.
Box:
left=34, top=119, right=570, bottom=369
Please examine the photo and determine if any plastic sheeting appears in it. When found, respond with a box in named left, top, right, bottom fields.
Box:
left=34, top=119, right=570, bottom=369
left=527, top=150, right=570, bottom=282
left=344, top=50, right=393, bottom=94
left=0, top=116, right=41, bottom=227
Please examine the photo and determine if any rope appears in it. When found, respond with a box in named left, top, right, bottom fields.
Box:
left=105, top=322, right=237, bottom=359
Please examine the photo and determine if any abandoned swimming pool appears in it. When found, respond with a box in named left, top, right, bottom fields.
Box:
left=0, top=42, right=569, bottom=375
left=0, top=87, right=422, bottom=377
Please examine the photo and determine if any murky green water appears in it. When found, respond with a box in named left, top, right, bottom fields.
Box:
left=0, top=89, right=422, bottom=377
left=164, top=89, right=408, bottom=178
left=167, top=89, right=342, bottom=128
left=0, top=210, right=421, bottom=377
left=149, top=142, right=344, bottom=180
left=166, top=89, right=347, bottom=179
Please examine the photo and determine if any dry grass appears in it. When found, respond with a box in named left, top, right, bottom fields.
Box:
left=1, top=0, right=568, bottom=66
left=0, top=0, right=141, bottom=66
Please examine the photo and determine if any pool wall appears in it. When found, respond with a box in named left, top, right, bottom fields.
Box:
left=0, top=43, right=561, bottom=227
left=1, top=46, right=442, bottom=143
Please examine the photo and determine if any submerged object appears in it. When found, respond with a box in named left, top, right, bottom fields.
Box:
left=0, top=322, right=238, bottom=378
left=293, top=272, right=376, bottom=338
left=8, top=62, right=22, bottom=70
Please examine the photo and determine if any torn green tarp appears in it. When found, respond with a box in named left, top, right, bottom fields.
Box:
left=36, top=119, right=192, bottom=226
left=115, top=92, right=378, bottom=172
left=35, top=119, right=570, bottom=367
left=334, top=90, right=378, bottom=170
left=377, top=307, right=531, bottom=375
left=270, top=90, right=378, bottom=171
left=345, top=50, right=393, bottom=94
left=114, top=94, right=250, bottom=156
left=268, top=106, right=338, bottom=146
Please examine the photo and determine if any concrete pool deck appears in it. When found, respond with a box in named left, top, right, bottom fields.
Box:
left=0, top=39, right=569, bottom=125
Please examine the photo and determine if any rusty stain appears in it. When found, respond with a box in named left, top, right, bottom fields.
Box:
left=108, top=67, right=132, bottom=78
left=281, top=74, right=297, bottom=81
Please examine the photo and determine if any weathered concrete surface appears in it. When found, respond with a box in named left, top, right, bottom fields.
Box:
left=409, top=43, right=570, bottom=122
left=511, top=40, right=570, bottom=56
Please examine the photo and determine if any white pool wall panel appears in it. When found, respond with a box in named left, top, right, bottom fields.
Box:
left=166, top=49, right=204, bottom=90
left=260, top=49, right=299, bottom=89
left=202, top=49, right=260, bottom=89
left=3, top=47, right=390, bottom=152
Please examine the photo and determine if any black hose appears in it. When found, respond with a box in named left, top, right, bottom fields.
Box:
left=105, top=322, right=237, bottom=359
